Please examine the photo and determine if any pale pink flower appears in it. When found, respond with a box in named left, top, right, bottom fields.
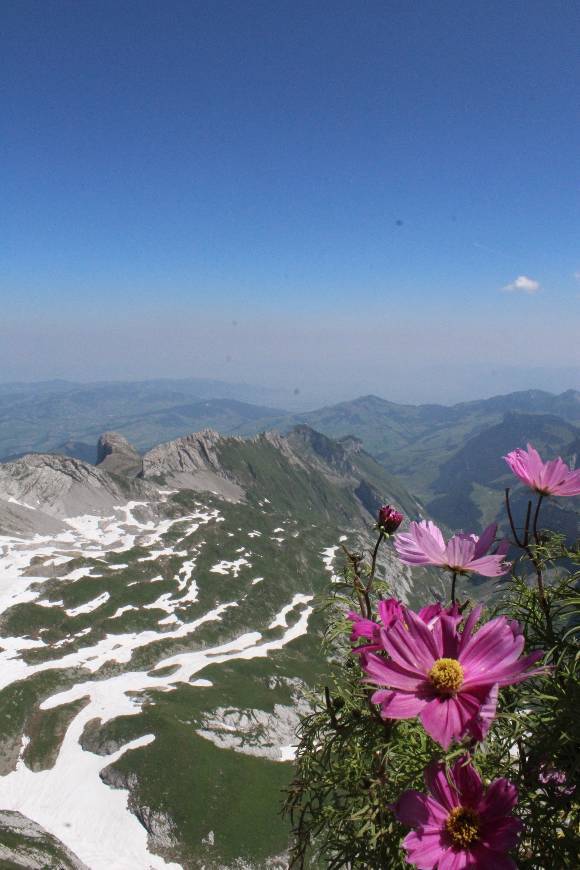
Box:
left=362, top=605, right=546, bottom=748
left=394, top=757, right=523, bottom=869
left=394, top=521, right=510, bottom=577
left=504, top=443, right=580, bottom=496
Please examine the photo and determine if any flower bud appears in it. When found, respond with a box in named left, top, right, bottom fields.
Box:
left=377, top=505, right=403, bottom=534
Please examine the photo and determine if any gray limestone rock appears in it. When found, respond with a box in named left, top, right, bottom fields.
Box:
left=96, top=431, right=143, bottom=477
left=0, top=810, right=89, bottom=869
left=0, top=453, right=157, bottom=535
left=142, top=429, right=244, bottom=500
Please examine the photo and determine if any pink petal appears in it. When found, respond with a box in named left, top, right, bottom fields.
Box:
left=469, top=650, right=546, bottom=688
left=424, top=761, right=461, bottom=811
left=362, top=653, right=426, bottom=691
left=395, top=520, right=447, bottom=566
left=418, top=602, right=444, bottom=624
left=554, top=468, right=580, bottom=496
left=402, top=830, right=447, bottom=869
left=457, top=604, right=484, bottom=655
left=459, top=617, right=524, bottom=673
left=438, top=848, right=472, bottom=869
left=404, top=607, right=442, bottom=662
left=473, top=523, right=497, bottom=559
left=382, top=622, right=434, bottom=672
left=377, top=597, right=404, bottom=628
left=479, top=817, right=523, bottom=851
left=479, top=778, right=519, bottom=822
left=467, top=683, right=499, bottom=741
left=451, top=757, right=484, bottom=807
left=346, top=612, right=380, bottom=641
left=439, top=614, right=461, bottom=658
left=420, top=695, right=470, bottom=749
left=445, top=534, right=475, bottom=570
left=394, top=789, right=448, bottom=826
left=471, top=845, right=518, bottom=870
left=464, top=553, right=509, bottom=577
left=372, top=689, right=428, bottom=719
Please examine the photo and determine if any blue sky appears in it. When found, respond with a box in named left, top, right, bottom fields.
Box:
left=1, top=0, right=579, bottom=403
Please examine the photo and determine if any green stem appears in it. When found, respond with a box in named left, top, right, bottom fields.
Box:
left=366, top=530, right=385, bottom=597
left=451, top=570, right=458, bottom=605
left=532, top=493, right=544, bottom=545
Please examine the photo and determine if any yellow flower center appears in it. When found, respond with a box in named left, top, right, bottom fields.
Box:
left=445, top=806, right=480, bottom=849
left=428, top=658, right=464, bottom=694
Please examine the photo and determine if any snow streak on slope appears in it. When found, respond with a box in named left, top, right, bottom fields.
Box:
left=0, top=495, right=315, bottom=869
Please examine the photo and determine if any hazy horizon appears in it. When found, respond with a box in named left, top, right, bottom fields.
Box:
left=2, top=2, right=578, bottom=407
left=1, top=367, right=578, bottom=411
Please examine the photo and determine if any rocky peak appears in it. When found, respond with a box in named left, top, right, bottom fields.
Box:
left=286, top=425, right=352, bottom=473
left=338, top=435, right=364, bottom=455
left=96, top=431, right=142, bottom=477
left=0, top=452, right=153, bottom=520
left=142, top=429, right=244, bottom=501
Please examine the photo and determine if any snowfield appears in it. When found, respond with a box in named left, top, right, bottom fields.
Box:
left=0, top=494, right=317, bottom=869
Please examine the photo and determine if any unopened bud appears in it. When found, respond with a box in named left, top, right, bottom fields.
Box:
left=377, top=505, right=403, bottom=534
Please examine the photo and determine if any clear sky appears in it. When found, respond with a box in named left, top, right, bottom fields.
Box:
left=1, top=0, right=579, bottom=404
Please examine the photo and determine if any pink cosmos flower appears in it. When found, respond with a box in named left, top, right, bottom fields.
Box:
left=504, top=443, right=580, bottom=497
left=377, top=504, right=404, bottom=533
left=394, top=757, right=523, bottom=869
left=538, top=764, right=576, bottom=797
left=347, top=598, right=404, bottom=653
left=347, top=600, right=460, bottom=654
left=362, top=605, right=546, bottom=748
left=394, top=521, right=510, bottom=577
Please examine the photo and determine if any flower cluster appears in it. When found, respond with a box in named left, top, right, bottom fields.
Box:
left=344, top=444, right=573, bottom=868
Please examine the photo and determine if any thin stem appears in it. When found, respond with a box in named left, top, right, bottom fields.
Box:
left=341, top=545, right=371, bottom=618
left=451, top=570, right=458, bottom=606
left=324, top=686, right=340, bottom=731
left=505, top=488, right=523, bottom=547
left=508, top=491, right=553, bottom=645
left=522, top=500, right=532, bottom=548
left=366, top=530, right=385, bottom=596
left=532, top=493, right=544, bottom=545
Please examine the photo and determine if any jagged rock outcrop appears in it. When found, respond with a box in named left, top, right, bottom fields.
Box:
left=142, top=429, right=244, bottom=500
left=0, top=453, right=154, bottom=518
left=0, top=810, right=88, bottom=869
left=0, top=453, right=157, bottom=534
left=96, top=431, right=143, bottom=477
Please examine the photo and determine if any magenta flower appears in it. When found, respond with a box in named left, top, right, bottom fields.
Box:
left=394, top=757, right=523, bottom=869
left=347, top=598, right=404, bottom=653
left=504, top=443, right=580, bottom=497
left=347, top=601, right=462, bottom=654
left=538, top=764, right=576, bottom=797
left=377, top=504, right=404, bottom=533
left=362, top=605, right=546, bottom=748
left=394, top=521, right=510, bottom=577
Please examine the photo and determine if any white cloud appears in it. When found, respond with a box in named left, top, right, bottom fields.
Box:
left=501, top=275, right=541, bottom=294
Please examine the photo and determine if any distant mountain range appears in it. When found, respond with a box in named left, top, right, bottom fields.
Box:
left=1, top=381, right=578, bottom=538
